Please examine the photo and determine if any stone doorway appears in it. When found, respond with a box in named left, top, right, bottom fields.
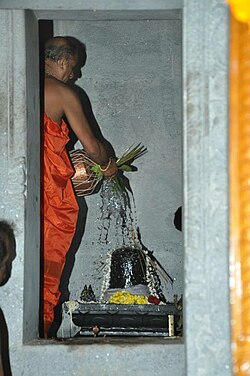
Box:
left=0, top=1, right=231, bottom=374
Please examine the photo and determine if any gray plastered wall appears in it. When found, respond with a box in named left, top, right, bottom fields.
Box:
left=53, top=13, right=183, bottom=303
left=0, top=1, right=232, bottom=375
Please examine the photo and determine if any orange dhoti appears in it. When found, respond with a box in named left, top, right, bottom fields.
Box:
left=42, top=113, right=78, bottom=336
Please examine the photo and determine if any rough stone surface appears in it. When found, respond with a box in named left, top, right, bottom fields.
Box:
left=11, top=340, right=185, bottom=376
left=0, top=0, right=183, bottom=11
left=183, top=0, right=232, bottom=374
left=0, top=10, right=27, bottom=349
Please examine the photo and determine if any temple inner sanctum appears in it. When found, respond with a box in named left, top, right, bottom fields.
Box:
left=0, top=0, right=235, bottom=374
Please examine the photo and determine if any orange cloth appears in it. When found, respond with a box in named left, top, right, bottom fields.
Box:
left=42, top=113, right=78, bottom=336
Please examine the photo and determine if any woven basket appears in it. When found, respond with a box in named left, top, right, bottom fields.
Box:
left=69, top=149, right=103, bottom=196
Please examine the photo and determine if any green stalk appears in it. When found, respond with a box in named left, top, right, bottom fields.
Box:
left=116, top=143, right=147, bottom=167
left=90, top=143, right=147, bottom=193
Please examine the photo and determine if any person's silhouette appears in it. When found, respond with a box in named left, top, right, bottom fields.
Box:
left=0, top=220, right=16, bottom=375
left=47, top=37, right=118, bottom=337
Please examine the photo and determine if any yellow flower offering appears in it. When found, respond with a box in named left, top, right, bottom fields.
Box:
left=108, top=290, right=148, bottom=305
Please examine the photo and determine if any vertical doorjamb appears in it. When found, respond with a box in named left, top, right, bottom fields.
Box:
left=229, top=8, right=250, bottom=374
left=23, top=10, right=40, bottom=342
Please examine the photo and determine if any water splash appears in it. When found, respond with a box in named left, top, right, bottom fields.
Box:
left=91, top=178, right=138, bottom=282
left=97, top=178, right=138, bottom=249
left=90, top=178, right=173, bottom=302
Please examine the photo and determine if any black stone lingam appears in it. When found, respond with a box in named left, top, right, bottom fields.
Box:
left=108, top=246, right=147, bottom=289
